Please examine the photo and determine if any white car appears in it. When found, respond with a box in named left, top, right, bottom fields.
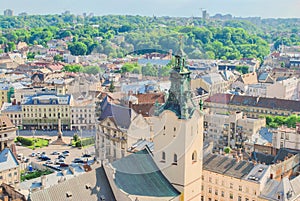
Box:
left=45, top=160, right=53, bottom=164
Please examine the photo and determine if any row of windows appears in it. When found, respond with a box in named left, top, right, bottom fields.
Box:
left=23, top=107, right=69, bottom=112
left=161, top=151, right=197, bottom=164
left=204, top=177, right=257, bottom=194
left=203, top=196, right=252, bottom=201
left=0, top=134, right=8, bottom=138
left=24, top=113, right=68, bottom=118
left=205, top=187, right=253, bottom=200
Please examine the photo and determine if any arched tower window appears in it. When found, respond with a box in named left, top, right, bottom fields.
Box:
left=162, top=152, right=166, bottom=162
left=192, top=151, right=197, bottom=163
left=173, top=154, right=178, bottom=165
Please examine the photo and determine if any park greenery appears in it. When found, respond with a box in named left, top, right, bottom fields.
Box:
left=2, top=14, right=296, bottom=61
left=71, top=134, right=95, bottom=148
left=16, top=137, right=49, bottom=149
left=62, top=64, right=102, bottom=74
left=21, top=169, right=53, bottom=182
left=264, top=115, right=300, bottom=128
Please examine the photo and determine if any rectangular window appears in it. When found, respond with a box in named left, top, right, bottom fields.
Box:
left=221, top=191, right=224, bottom=197
left=230, top=193, right=233, bottom=199
left=239, top=185, right=242, bottom=191
left=215, top=190, right=218, bottom=195
left=230, top=183, right=233, bottom=189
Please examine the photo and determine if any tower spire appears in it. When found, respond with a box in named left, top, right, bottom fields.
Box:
left=156, top=38, right=196, bottom=119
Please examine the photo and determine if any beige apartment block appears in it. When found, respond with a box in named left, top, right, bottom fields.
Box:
left=1, top=103, right=22, bottom=128
left=204, top=111, right=265, bottom=148
left=70, top=99, right=96, bottom=130
left=266, top=77, right=299, bottom=100
left=272, top=124, right=300, bottom=150
left=21, top=91, right=72, bottom=130
left=202, top=153, right=270, bottom=201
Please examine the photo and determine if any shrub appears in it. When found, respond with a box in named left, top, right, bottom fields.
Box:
left=75, top=137, right=95, bottom=147
left=16, top=137, right=33, bottom=146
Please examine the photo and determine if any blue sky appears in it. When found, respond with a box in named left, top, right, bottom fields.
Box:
left=1, top=0, right=300, bottom=18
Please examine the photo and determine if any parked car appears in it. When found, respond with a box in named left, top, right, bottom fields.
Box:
left=51, top=151, right=60, bottom=155
left=40, top=156, right=51, bottom=161
left=23, top=157, right=30, bottom=163
left=17, top=154, right=23, bottom=160
left=73, top=158, right=84, bottom=163
left=60, top=163, right=69, bottom=167
left=82, top=154, right=91, bottom=158
left=45, top=160, right=53, bottom=164
left=16, top=142, right=22, bottom=146
left=58, top=154, right=66, bottom=159
left=30, top=152, right=36, bottom=157
left=62, top=151, right=70, bottom=156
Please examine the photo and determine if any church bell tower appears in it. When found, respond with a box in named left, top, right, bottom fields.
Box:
left=152, top=44, right=204, bottom=201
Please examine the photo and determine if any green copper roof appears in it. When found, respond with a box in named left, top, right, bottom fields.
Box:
left=155, top=52, right=196, bottom=119
left=112, top=149, right=180, bottom=197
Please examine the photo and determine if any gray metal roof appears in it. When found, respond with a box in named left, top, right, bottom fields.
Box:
left=203, top=153, right=255, bottom=179
left=29, top=166, right=116, bottom=201
left=0, top=148, right=19, bottom=172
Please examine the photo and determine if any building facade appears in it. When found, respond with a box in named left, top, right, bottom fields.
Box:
left=0, top=148, right=20, bottom=188
left=0, top=115, right=16, bottom=151
left=70, top=99, right=96, bottom=130
left=21, top=90, right=72, bottom=130
left=1, top=103, right=22, bottom=129
left=204, top=111, right=266, bottom=149
left=205, top=94, right=300, bottom=118
left=272, top=124, right=300, bottom=150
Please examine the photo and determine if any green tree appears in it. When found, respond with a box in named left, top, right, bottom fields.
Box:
left=235, top=66, right=249, bottom=74
left=63, top=64, right=83, bottom=72
left=108, top=81, right=115, bottom=93
left=121, top=62, right=141, bottom=73
left=53, top=55, right=63, bottom=62
left=83, top=66, right=101, bottom=74
left=68, top=42, right=87, bottom=55
left=142, top=63, right=158, bottom=76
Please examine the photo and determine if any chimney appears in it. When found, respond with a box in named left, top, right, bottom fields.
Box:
left=41, top=175, right=46, bottom=189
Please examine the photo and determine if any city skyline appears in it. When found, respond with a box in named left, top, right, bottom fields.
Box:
left=1, top=0, right=300, bottom=18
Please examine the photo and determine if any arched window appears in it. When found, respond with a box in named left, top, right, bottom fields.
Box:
left=192, top=151, right=197, bottom=163
left=162, top=152, right=166, bottom=162
left=173, top=154, right=177, bottom=165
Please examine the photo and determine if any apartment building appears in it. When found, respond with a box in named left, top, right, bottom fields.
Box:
left=205, top=94, right=300, bottom=118
left=70, top=99, right=96, bottom=130
left=0, top=84, right=14, bottom=107
left=272, top=124, right=300, bottom=150
left=202, top=150, right=300, bottom=201
left=21, top=90, right=72, bottom=130
left=0, top=115, right=16, bottom=151
left=204, top=111, right=266, bottom=149
left=1, top=103, right=22, bottom=129
left=266, top=77, right=299, bottom=100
